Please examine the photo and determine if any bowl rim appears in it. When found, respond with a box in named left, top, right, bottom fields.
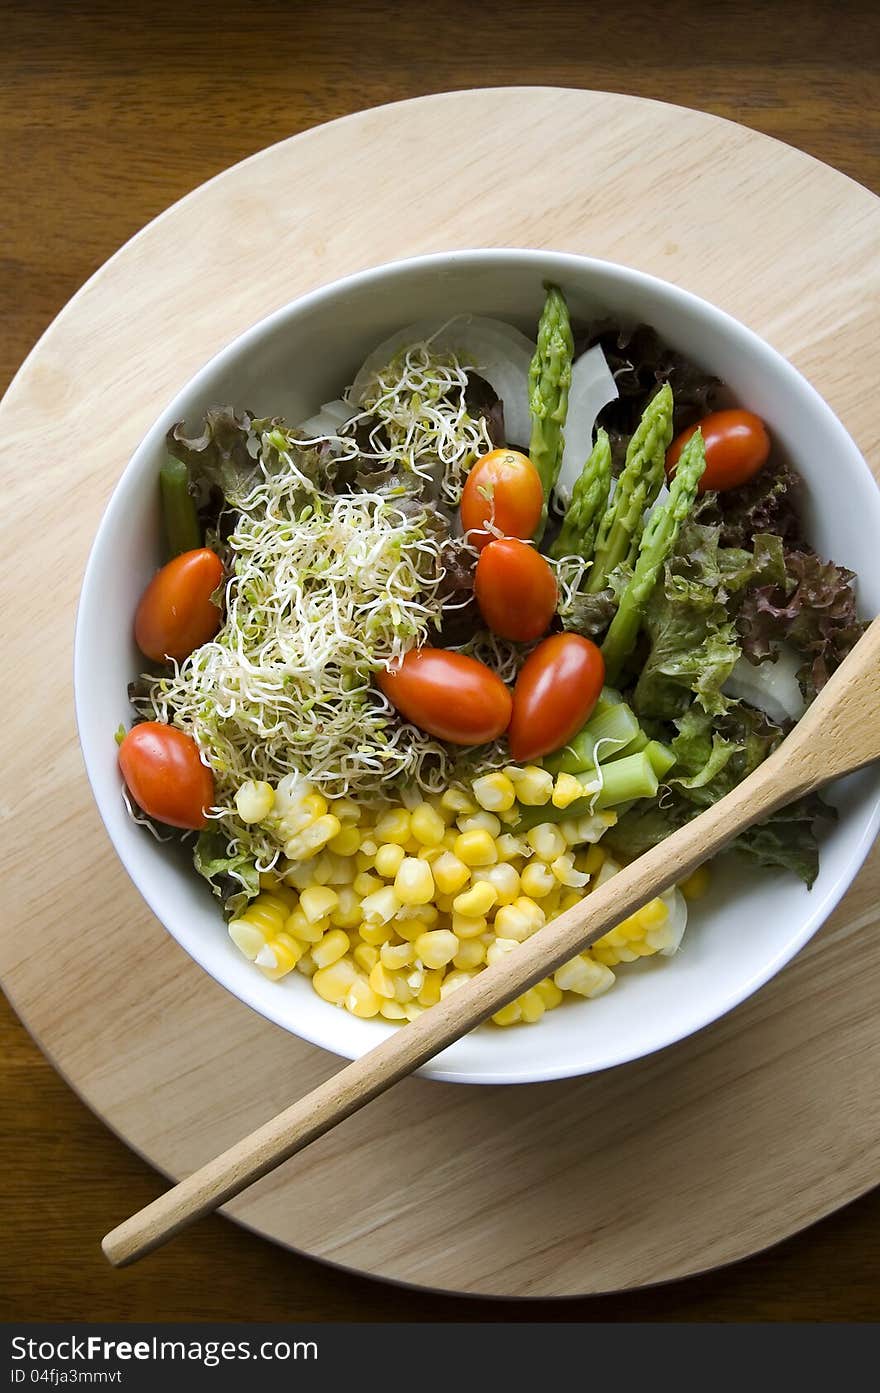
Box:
left=74, top=246, right=880, bottom=1084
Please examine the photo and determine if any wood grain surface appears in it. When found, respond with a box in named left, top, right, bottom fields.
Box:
left=3, top=0, right=880, bottom=1322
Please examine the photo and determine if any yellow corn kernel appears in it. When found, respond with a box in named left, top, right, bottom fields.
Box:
left=526, top=822, right=567, bottom=862
left=369, top=962, right=396, bottom=998
left=312, top=957, right=358, bottom=1004
left=329, top=886, right=362, bottom=929
left=454, top=938, right=487, bottom=970
left=303, top=792, right=328, bottom=818
left=345, top=978, right=381, bottom=1018
left=680, top=865, right=710, bottom=900
left=496, top=832, right=529, bottom=861
left=492, top=1000, right=522, bottom=1027
left=582, top=843, right=606, bottom=874
left=331, top=796, right=361, bottom=823
left=551, top=772, right=585, bottom=810
left=228, top=919, right=265, bottom=961
left=396, top=904, right=439, bottom=928
left=440, top=786, right=476, bottom=817
left=440, top=969, right=477, bottom=999
left=451, top=911, right=488, bottom=940
left=516, top=897, right=546, bottom=932
left=550, top=854, right=589, bottom=889
left=554, top=954, right=615, bottom=998
left=403, top=1002, right=425, bottom=1022
left=506, top=764, right=554, bottom=805
left=295, top=949, right=317, bottom=978
left=453, top=880, right=498, bottom=917
left=434, top=892, right=456, bottom=915
left=235, top=780, right=275, bottom=824
left=559, top=890, right=583, bottom=912
left=402, top=835, right=423, bottom=856
left=486, top=936, right=520, bottom=966
left=394, top=857, right=435, bottom=906
left=237, top=898, right=286, bottom=935
left=391, top=918, right=423, bottom=943
left=284, top=813, right=342, bottom=862
left=472, top=772, right=517, bottom=813
left=374, top=842, right=406, bottom=878
left=360, top=886, right=401, bottom=924
left=637, top=898, right=670, bottom=929
left=389, top=970, right=415, bottom=1004
left=379, top=999, right=408, bottom=1020
left=518, top=987, right=546, bottom=1023
left=353, top=943, right=379, bottom=973
left=255, top=931, right=303, bottom=981
left=410, top=802, right=446, bottom=846
left=374, top=807, right=411, bottom=845
left=457, top=810, right=503, bottom=837
left=417, top=843, right=447, bottom=864
left=285, top=906, right=326, bottom=944
left=535, top=977, right=564, bottom=1009
left=454, top=829, right=497, bottom=867
left=520, top=860, right=556, bottom=899
left=299, top=885, right=339, bottom=923
left=353, top=870, right=382, bottom=897
left=312, top=928, right=351, bottom=969
left=380, top=941, right=414, bottom=970
left=359, top=918, right=393, bottom=946
left=473, top=862, right=521, bottom=906
left=414, top=929, right=459, bottom=969
left=418, top=970, right=443, bottom=1006
left=431, top=850, right=471, bottom=895
left=492, top=904, right=530, bottom=942
left=327, top=823, right=361, bottom=857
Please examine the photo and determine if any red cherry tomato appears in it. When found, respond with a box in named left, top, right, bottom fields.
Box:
left=666, top=409, right=770, bottom=493
left=135, top=548, right=224, bottom=663
left=377, top=648, right=512, bottom=746
left=118, top=722, right=214, bottom=830
left=460, top=449, right=544, bottom=549
left=474, top=538, right=558, bottom=642
left=508, top=633, right=605, bottom=763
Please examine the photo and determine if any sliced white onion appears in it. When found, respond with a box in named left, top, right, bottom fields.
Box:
left=658, top=887, right=688, bottom=957
left=295, top=397, right=357, bottom=440
left=348, top=315, right=536, bottom=450
left=553, top=345, right=619, bottom=506
left=723, top=644, right=805, bottom=725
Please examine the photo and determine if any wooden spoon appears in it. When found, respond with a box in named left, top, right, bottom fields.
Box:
left=102, top=615, right=880, bottom=1266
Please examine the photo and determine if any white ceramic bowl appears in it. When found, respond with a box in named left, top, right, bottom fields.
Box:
left=74, top=249, right=880, bottom=1084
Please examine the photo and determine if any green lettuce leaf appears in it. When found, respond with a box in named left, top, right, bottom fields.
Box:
left=632, top=522, right=786, bottom=720
left=607, top=702, right=833, bottom=886
left=737, top=549, right=864, bottom=700
left=193, top=830, right=260, bottom=919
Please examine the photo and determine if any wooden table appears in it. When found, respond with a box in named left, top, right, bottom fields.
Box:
left=2, top=0, right=878, bottom=1321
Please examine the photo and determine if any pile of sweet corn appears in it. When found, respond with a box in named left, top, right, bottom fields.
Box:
left=226, top=765, right=702, bottom=1028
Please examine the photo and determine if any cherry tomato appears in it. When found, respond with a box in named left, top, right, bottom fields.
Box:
left=666, top=409, right=770, bottom=493
left=118, top=722, right=214, bottom=830
left=377, top=648, right=512, bottom=746
left=474, top=538, right=558, bottom=642
left=460, top=449, right=544, bottom=549
left=134, top=548, right=224, bottom=663
left=508, top=633, right=605, bottom=763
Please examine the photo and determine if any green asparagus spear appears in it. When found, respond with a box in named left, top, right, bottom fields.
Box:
left=549, top=428, right=612, bottom=560
left=160, top=456, right=201, bottom=557
left=585, top=383, right=674, bottom=593
left=528, top=284, right=574, bottom=539
left=600, top=429, right=707, bottom=684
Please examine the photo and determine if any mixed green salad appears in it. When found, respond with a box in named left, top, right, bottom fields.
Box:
left=116, top=284, right=863, bottom=1026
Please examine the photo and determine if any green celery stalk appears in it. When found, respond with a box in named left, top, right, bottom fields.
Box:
left=543, top=702, right=641, bottom=775
left=593, top=751, right=659, bottom=809
left=644, top=739, right=676, bottom=779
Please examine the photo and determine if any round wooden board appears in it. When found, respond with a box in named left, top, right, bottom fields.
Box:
left=3, top=87, right=880, bottom=1298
